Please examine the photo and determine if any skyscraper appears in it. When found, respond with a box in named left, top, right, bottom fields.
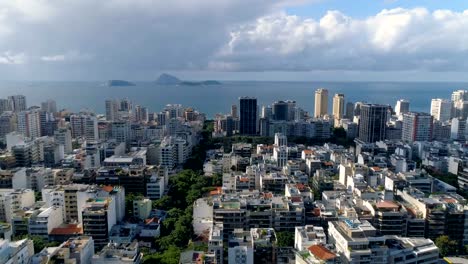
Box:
left=8, top=95, right=27, bottom=113
left=239, top=97, right=257, bottom=135
left=314, top=88, right=328, bottom=118
left=332, top=93, right=345, bottom=120
left=345, top=102, right=354, bottom=119
left=17, top=109, right=41, bottom=139
left=401, top=112, right=433, bottom=142
left=451, top=90, right=468, bottom=102
left=430, top=99, right=452, bottom=122
left=105, top=100, right=120, bottom=121
left=41, top=99, right=57, bottom=113
left=358, top=104, right=389, bottom=143
left=231, top=104, right=238, bottom=119
left=395, top=99, right=410, bottom=116
left=70, top=114, right=99, bottom=141
left=272, top=101, right=288, bottom=121
left=0, top=99, right=12, bottom=114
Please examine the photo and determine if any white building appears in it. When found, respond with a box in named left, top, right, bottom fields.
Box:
left=0, top=189, right=35, bottom=223
left=0, top=238, right=34, bottom=264
left=54, top=127, right=73, bottom=154
left=28, top=206, right=63, bottom=239
left=395, top=99, right=410, bottom=117
left=328, top=219, right=439, bottom=264
left=430, top=98, right=452, bottom=122
left=17, top=109, right=41, bottom=139
left=294, top=225, right=327, bottom=251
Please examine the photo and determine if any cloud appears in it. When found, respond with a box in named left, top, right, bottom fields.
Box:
left=41, top=55, right=65, bottom=62
left=40, top=51, right=93, bottom=62
left=0, top=2, right=467, bottom=79
left=0, top=51, right=26, bottom=65
left=213, top=8, right=468, bottom=72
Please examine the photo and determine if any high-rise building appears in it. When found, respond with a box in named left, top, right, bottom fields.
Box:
left=54, top=127, right=73, bottom=154
left=395, top=99, right=410, bottom=116
left=314, top=88, right=328, bottom=118
left=272, top=101, right=288, bottom=121
left=430, top=98, right=452, bottom=122
left=0, top=99, right=11, bottom=113
left=286, top=100, right=296, bottom=121
left=452, top=90, right=468, bottom=102
left=70, top=114, right=99, bottom=141
left=0, top=112, right=16, bottom=141
left=231, top=104, right=238, bottom=119
left=261, top=105, right=272, bottom=119
left=17, top=109, right=41, bottom=139
left=111, top=121, right=130, bottom=143
left=358, top=104, right=388, bottom=143
left=332, top=93, right=345, bottom=120
left=239, top=97, right=257, bottom=135
left=401, top=112, right=433, bottom=142
left=105, top=100, right=120, bottom=121
left=345, top=101, right=354, bottom=119
left=41, top=99, right=57, bottom=113
left=8, top=95, right=27, bottom=113
left=134, top=105, right=148, bottom=123
left=451, top=118, right=468, bottom=141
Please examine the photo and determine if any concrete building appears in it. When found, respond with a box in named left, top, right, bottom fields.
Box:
left=430, top=98, right=452, bottom=122
left=8, top=95, right=27, bottom=113
left=0, top=113, right=17, bottom=142
left=70, top=114, right=99, bottom=141
left=92, top=241, right=142, bottom=264
left=358, top=104, right=388, bottom=143
left=329, top=219, right=439, bottom=264
left=41, top=99, right=57, bottom=113
left=332, top=93, right=345, bottom=120
left=133, top=198, right=152, bottom=220
left=0, top=238, right=34, bottom=264
left=82, top=198, right=118, bottom=250
left=54, top=127, right=73, bottom=154
left=239, top=97, right=258, bottom=135
left=395, top=99, right=410, bottom=117
left=17, top=109, right=41, bottom=139
left=451, top=118, right=467, bottom=141
left=28, top=206, right=63, bottom=239
left=0, top=189, right=35, bottom=223
left=294, top=225, right=327, bottom=251
left=401, top=112, right=433, bottom=142
left=314, top=88, right=328, bottom=118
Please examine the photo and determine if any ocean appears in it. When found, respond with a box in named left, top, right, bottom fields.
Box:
left=0, top=81, right=467, bottom=118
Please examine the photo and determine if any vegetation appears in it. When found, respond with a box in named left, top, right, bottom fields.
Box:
left=276, top=231, right=294, bottom=247
left=143, top=121, right=217, bottom=263
left=435, top=235, right=458, bottom=257
left=125, top=192, right=144, bottom=218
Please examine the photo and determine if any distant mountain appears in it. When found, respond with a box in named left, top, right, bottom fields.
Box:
left=155, top=73, right=221, bottom=86
left=180, top=80, right=222, bottom=86
left=155, top=73, right=181, bottom=85
left=107, top=80, right=135, bottom=86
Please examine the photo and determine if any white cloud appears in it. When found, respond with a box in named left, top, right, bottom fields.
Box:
left=0, top=2, right=467, bottom=79
left=0, top=51, right=26, bottom=65
left=41, top=51, right=93, bottom=62
left=41, top=54, right=65, bottom=62
left=213, top=8, right=468, bottom=72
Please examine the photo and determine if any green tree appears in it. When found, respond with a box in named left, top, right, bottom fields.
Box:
left=435, top=235, right=458, bottom=257
left=276, top=232, right=294, bottom=247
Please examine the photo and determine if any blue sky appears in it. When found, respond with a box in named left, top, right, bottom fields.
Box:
left=287, top=0, right=468, bottom=19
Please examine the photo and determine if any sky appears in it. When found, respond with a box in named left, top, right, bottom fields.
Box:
left=1, top=0, right=468, bottom=81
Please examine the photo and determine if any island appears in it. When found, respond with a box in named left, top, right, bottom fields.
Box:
left=155, top=73, right=221, bottom=86
left=106, top=80, right=136, bottom=86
